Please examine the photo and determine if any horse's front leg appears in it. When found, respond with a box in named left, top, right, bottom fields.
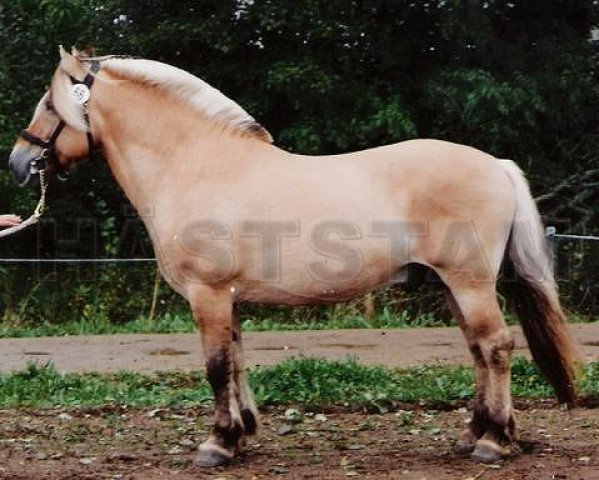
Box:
left=191, top=287, right=245, bottom=467
left=231, top=304, right=260, bottom=438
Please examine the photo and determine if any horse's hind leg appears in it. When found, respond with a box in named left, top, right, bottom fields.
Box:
left=444, top=279, right=516, bottom=463
left=190, top=288, right=245, bottom=467
left=444, top=290, right=489, bottom=454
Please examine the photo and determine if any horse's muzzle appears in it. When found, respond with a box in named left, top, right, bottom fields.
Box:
left=8, top=148, right=41, bottom=187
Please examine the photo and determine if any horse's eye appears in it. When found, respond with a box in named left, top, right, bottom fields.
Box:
left=45, top=99, right=55, bottom=113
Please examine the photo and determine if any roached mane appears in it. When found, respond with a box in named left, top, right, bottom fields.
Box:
left=55, top=56, right=273, bottom=143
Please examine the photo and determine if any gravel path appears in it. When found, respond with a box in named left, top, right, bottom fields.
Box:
left=0, top=323, right=597, bottom=373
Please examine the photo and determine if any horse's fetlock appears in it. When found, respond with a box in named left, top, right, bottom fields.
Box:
left=488, top=407, right=510, bottom=428
left=213, top=417, right=244, bottom=448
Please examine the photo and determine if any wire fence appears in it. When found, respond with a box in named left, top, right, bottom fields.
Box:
left=0, top=258, right=156, bottom=264
left=0, top=226, right=597, bottom=265
left=0, top=226, right=597, bottom=323
left=545, top=226, right=599, bottom=243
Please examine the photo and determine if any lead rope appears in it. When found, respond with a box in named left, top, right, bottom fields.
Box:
left=1, top=60, right=101, bottom=241
left=0, top=169, right=47, bottom=239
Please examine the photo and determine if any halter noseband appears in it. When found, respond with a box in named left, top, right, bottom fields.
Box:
left=19, top=60, right=100, bottom=176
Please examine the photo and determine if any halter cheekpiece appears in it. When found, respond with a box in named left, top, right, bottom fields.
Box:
left=19, top=60, right=100, bottom=176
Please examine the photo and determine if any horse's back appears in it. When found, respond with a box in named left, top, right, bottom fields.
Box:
left=288, top=138, right=515, bottom=226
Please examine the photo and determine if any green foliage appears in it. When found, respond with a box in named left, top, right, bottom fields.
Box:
left=241, top=308, right=443, bottom=332
left=250, top=357, right=476, bottom=407
left=425, top=69, right=547, bottom=154
left=0, top=357, right=597, bottom=409
left=0, top=363, right=213, bottom=408
left=0, top=264, right=178, bottom=326
left=0, top=311, right=197, bottom=337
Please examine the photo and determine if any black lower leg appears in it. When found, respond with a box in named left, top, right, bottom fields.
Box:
left=206, top=347, right=243, bottom=449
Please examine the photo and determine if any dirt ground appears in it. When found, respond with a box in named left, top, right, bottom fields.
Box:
left=0, top=402, right=597, bottom=480
left=1, top=323, right=598, bottom=373
left=0, top=325, right=598, bottom=479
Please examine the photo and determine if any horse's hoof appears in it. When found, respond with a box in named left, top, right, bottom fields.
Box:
left=193, top=447, right=233, bottom=467
left=455, top=439, right=476, bottom=455
left=454, top=429, right=476, bottom=455
left=471, top=438, right=509, bottom=464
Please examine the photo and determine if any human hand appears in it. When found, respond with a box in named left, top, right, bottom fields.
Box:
left=0, top=215, right=22, bottom=228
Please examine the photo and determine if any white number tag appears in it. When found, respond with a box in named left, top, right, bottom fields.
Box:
left=70, top=84, right=91, bottom=105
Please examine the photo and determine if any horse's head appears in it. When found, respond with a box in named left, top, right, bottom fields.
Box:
left=9, top=46, right=99, bottom=187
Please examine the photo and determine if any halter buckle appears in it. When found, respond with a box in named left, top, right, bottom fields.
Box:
left=29, top=149, right=50, bottom=175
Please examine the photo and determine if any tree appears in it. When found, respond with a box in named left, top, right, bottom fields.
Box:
left=1, top=0, right=597, bottom=318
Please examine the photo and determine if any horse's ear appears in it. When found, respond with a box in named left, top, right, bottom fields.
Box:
left=52, top=46, right=90, bottom=132
left=58, top=44, right=70, bottom=60
left=58, top=45, right=87, bottom=79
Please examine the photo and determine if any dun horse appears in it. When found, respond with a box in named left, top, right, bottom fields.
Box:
left=9, top=47, right=577, bottom=466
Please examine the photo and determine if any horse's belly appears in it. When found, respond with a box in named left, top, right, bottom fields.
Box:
left=239, top=280, right=382, bottom=305
left=237, top=260, right=393, bottom=305
left=161, top=210, right=429, bottom=303
left=234, top=229, right=415, bottom=304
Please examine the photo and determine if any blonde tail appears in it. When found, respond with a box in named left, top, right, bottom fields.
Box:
left=499, top=159, right=578, bottom=405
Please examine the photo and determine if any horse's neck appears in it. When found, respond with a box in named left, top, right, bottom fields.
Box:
left=94, top=83, right=276, bottom=217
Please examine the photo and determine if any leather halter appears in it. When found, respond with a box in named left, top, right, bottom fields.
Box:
left=19, top=60, right=100, bottom=175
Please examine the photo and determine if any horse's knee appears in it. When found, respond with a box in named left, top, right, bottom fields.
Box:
left=480, top=328, right=514, bottom=416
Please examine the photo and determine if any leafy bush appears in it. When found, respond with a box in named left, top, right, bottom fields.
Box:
left=1, top=0, right=597, bottom=325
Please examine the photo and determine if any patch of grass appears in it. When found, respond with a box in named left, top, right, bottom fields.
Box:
left=241, top=309, right=444, bottom=331
left=0, top=357, right=597, bottom=409
left=0, top=310, right=447, bottom=338
left=0, top=363, right=212, bottom=408
left=251, top=357, right=476, bottom=408
left=0, top=312, right=197, bottom=338
left=5, top=310, right=592, bottom=338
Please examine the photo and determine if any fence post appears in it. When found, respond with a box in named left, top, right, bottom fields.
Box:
left=545, top=225, right=557, bottom=272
